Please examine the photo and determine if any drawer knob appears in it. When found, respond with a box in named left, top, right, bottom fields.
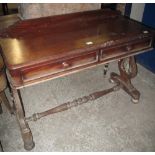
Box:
left=62, top=62, right=70, bottom=68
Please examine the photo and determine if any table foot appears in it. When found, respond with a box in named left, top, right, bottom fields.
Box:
left=131, top=97, right=139, bottom=104
left=24, top=137, right=35, bottom=151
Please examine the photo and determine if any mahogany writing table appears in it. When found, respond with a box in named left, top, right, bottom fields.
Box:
left=0, top=9, right=154, bottom=150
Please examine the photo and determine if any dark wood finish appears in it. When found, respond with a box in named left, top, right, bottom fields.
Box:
left=25, top=56, right=139, bottom=123
left=0, top=9, right=154, bottom=150
left=21, top=51, right=98, bottom=82
left=0, top=9, right=154, bottom=88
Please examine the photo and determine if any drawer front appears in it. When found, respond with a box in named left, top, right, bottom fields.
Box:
left=100, top=38, right=152, bottom=61
left=21, top=51, right=98, bottom=82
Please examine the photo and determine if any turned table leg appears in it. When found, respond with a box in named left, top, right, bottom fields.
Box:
left=110, top=56, right=140, bottom=103
left=11, top=86, right=35, bottom=150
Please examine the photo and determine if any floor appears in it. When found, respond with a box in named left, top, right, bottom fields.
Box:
left=0, top=62, right=155, bottom=152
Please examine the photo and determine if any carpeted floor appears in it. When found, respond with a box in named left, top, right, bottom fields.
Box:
left=0, top=62, right=155, bottom=152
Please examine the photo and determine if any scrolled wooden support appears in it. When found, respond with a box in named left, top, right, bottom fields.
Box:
left=110, top=56, right=140, bottom=103
left=26, top=85, right=120, bottom=122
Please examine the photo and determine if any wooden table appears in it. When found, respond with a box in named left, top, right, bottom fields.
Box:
left=0, top=9, right=154, bottom=150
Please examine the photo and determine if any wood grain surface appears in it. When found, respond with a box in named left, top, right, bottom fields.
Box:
left=0, top=9, right=154, bottom=88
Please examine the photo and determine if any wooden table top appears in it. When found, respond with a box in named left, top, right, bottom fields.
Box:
left=0, top=9, right=153, bottom=71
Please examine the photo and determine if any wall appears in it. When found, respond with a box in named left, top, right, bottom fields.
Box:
left=116, top=3, right=126, bottom=15
left=18, top=3, right=101, bottom=19
left=130, top=3, right=145, bottom=22
left=136, top=4, right=155, bottom=73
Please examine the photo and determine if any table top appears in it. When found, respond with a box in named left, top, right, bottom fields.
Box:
left=0, top=9, right=153, bottom=71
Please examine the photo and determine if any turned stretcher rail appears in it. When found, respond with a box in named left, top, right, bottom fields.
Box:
left=26, top=85, right=120, bottom=122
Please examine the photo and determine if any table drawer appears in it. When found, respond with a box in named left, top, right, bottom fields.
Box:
left=21, top=51, right=98, bottom=82
left=100, top=38, right=152, bottom=61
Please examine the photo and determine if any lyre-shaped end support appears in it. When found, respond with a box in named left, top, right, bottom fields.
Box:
left=109, top=56, right=140, bottom=103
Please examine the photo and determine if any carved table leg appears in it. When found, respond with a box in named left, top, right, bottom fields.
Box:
left=11, top=86, right=35, bottom=150
left=110, top=56, right=140, bottom=103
